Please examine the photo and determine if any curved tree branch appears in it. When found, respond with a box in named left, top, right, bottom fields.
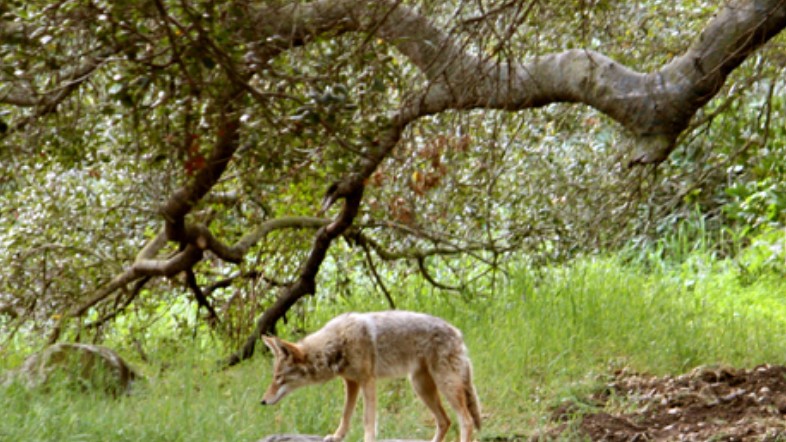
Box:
left=417, top=256, right=462, bottom=292
left=246, top=0, right=786, bottom=164
left=159, top=106, right=242, bottom=241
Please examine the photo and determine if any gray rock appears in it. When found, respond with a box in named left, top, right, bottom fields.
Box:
left=2, top=342, right=139, bottom=395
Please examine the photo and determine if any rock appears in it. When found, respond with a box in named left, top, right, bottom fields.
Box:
left=2, top=343, right=139, bottom=395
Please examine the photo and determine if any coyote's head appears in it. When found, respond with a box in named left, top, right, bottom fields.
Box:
left=260, top=336, right=311, bottom=405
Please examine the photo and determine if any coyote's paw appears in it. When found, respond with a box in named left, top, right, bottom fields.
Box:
left=323, top=435, right=344, bottom=442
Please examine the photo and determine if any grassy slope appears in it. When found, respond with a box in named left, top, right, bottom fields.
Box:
left=2, top=252, right=786, bottom=441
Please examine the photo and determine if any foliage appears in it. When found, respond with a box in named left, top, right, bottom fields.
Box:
left=0, top=0, right=785, bottom=348
left=646, top=50, right=786, bottom=243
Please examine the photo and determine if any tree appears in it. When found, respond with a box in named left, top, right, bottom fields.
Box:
left=1, top=0, right=784, bottom=364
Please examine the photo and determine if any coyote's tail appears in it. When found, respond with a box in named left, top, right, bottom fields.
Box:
left=464, top=367, right=482, bottom=430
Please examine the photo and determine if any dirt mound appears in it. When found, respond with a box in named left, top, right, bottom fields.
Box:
left=546, top=364, right=786, bottom=441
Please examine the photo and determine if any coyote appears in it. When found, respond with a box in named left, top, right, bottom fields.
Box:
left=260, top=310, right=481, bottom=442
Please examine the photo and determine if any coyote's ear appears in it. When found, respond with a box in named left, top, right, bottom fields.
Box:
left=262, top=335, right=304, bottom=362
left=279, top=340, right=305, bottom=363
left=263, top=336, right=282, bottom=356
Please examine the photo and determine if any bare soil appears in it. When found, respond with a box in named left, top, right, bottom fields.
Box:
left=542, top=364, right=786, bottom=441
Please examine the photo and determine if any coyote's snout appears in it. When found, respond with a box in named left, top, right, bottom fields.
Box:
left=260, top=311, right=481, bottom=442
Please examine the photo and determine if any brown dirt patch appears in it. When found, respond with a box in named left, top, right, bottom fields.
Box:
left=541, top=364, right=786, bottom=441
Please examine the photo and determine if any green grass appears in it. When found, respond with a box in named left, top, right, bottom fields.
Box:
left=3, top=249, right=786, bottom=441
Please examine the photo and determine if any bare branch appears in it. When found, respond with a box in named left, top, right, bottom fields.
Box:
left=185, top=269, right=220, bottom=328
left=357, top=238, right=396, bottom=309
left=85, top=276, right=152, bottom=331
left=417, top=256, right=462, bottom=292
left=48, top=215, right=328, bottom=343
left=2, top=50, right=113, bottom=133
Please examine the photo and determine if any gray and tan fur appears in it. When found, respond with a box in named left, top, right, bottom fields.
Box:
left=260, top=311, right=481, bottom=442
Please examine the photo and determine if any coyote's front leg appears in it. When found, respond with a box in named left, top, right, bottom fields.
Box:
left=324, top=378, right=359, bottom=442
left=361, top=378, right=377, bottom=442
